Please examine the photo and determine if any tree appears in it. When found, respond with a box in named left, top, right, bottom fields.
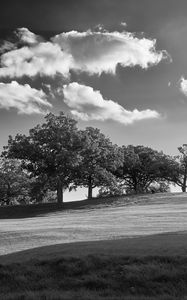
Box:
left=74, top=127, right=123, bottom=199
left=97, top=180, right=125, bottom=197
left=0, top=158, right=31, bottom=205
left=29, top=174, right=49, bottom=203
left=3, top=112, right=82, bottom=204
left=118, top=145, right=175, bottom=194
left=169, top=144, right=187, bottom=192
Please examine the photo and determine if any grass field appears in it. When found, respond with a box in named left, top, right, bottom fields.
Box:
left=0, top=192, right=187, bottom=256
left=1, top=255, right=187, bottom=300
left=1, top=192, right=187, bottom=299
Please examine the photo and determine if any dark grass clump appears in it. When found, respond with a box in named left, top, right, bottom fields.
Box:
left=1, top=255, right=187, bottom=299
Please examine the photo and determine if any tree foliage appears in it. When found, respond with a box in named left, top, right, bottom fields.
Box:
left=73, top=127, right=123, bottom=199
left=168, top=144, right=187, bottom=192
left=0, top=158, right=31, bottom=205
left=118, top=145, right=175, bottom=194
left=2, top=111, right=186, bottom=206
left=3, top=112, right=82, bottom=204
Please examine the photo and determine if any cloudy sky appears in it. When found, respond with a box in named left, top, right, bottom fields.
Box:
left=0, top=0, right=187, bottom=158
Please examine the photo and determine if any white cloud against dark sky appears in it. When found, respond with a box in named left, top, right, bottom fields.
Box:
left=0, top=0, right=186, bottom=155
left=0, top=26, right=166, bottom=129
left=63, top=82, right=160, bottom=124
left=52, top=30, right=168, bottom=75
left=0, top=28, right=168, bottom=78
left=0, top=81, right=51, bottom=114
left=16, top=27, right=44, bottom=44
left=0, top=40, right=72, bottom=78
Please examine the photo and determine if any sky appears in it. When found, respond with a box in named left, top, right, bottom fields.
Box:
left=0, top=0, right=187, bottom=198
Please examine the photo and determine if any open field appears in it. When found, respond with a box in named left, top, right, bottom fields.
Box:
left=1, top=193, right=187, bottom=299
left=0, top=192, right=187, bottom=257
left=0, top=231, right=187, bottom=265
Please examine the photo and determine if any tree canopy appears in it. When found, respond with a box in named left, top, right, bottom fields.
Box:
left=168, top=144, right=187, bottom=192
left=73, top=127, right=123, bottom=199
left=3, top=112, right=82, bottom=204
left=2, top=111, right=186, bottom=205
left=117, top=145, right=176, bottom=194
left=0, top=158, right=31, bottom=205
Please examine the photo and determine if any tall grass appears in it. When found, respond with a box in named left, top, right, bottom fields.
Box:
left=1, top=255, right=187, bottom=299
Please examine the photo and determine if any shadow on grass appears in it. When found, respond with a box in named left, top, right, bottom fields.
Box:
left=0, top=192, right=184, bottom=219
left=0, top=195, right=127, bottom=219
left=1, top=255, right=187, bottom=299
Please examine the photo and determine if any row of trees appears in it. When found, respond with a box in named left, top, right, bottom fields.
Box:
left=1, top=112, right=187, bottom=205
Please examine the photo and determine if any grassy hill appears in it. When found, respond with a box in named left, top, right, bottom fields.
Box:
left=0, top=192, right=187, bottom=257
left=1, top=192, right=187, bottom=299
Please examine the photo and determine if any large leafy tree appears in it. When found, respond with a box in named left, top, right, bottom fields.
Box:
left=119, top=145, right=175, bottom=194
left=3, top=112, right=82, bottom=204
left=170, top=144, right=187, bottom=192
left=74, top=127, right=123, bottom=199
left=0, top=158, right=31, bottom=205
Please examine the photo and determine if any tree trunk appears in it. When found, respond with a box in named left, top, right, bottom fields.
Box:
left=182, top=186, right=186, bottom=192
left=132, top=174, right=138, bottom=194
left=133, top=181, right=138, bottom=194
left=182, top=169, right=187, bottom=192
left=6, top=182, right=11, bottom=205
left=88, top=176, right=93, bottom=199
left=57, top=177, right=63, bottom=205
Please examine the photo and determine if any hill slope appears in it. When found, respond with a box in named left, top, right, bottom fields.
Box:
left=0, top=192, right=187, bottom=257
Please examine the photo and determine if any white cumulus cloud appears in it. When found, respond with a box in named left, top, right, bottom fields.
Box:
left=52, top=30, right=168, bottom=75
left=180, top=76, right=187, bottom=96
left=0, top=81, right=52, bottom=114
left=63, top=82, right=160, bottom=125
left=15, top=27, right=44, bottom=44
left=120, top=22, right=127, bottom=27
left=0, top=28, right=169, bottom=79
left=0, top=41, right=16, bottom=54
left=0, top=42, right=72, bottom=78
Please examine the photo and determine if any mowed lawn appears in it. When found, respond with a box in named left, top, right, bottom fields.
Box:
left=0, top=192, right=187, bottom=257
left=1, top=193, right=187, bottom=300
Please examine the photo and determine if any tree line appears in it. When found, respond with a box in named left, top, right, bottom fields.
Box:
left=1, top=112, right=187, bottom=206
